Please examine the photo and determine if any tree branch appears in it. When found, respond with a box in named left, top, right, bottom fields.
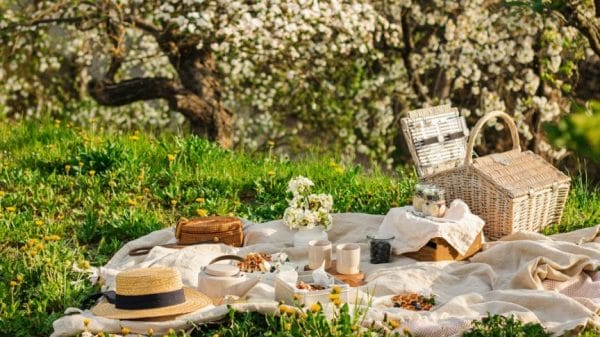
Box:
left=87, top=77, right=182, bottom=106
left=400, top=10, right=429, bottom=102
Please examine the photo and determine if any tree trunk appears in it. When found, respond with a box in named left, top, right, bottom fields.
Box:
left=87, top=46, right=233, bottom=148
left=171, top=46, right=233, bottom=149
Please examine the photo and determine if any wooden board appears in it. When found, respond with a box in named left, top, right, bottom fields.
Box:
left=404, top=231, right=483, bottom=261
left=304, top=260, right=365, bottom=287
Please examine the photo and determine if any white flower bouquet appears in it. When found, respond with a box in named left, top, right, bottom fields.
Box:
left=283, top=176, right=333, bottom=230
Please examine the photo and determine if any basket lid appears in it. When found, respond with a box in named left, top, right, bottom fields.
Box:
left=401, top=105, right=469, bottom=177
left=472, top=150, right=571, bottom=198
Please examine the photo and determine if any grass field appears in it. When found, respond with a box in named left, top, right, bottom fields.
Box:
left=1, top=119, right=598, bottom=336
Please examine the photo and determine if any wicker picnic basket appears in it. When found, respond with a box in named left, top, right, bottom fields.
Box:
left=402, top=107, right=571, bottom=240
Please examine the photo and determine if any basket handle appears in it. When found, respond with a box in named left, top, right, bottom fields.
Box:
left=465, top=111, right=521, bottom=166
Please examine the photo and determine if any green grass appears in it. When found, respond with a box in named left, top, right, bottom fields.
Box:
left=0, top=119, right=598, bottom=337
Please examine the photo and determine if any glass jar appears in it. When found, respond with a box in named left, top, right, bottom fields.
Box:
left=367, top=233, right=395, bottom=264
left=422, top=187, right=446, bottom=217
left=412, top=183, right=430, bottom=212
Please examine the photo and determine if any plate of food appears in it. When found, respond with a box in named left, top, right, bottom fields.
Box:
left=238, top=252, right=298, bottom=275
left=382, top=293, right=436, bottom=311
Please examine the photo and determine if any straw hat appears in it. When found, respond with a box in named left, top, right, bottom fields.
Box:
left=92, top=267, right=211, bottom=320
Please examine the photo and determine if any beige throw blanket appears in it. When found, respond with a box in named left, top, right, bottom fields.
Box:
left=51, top=214, right=600, bottom=337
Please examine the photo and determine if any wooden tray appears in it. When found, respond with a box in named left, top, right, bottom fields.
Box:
left=405, top=232, right=483, bottom=261
left=304, top=260, right=365, bottom=287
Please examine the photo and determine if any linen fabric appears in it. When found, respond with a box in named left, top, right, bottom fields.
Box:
left=378, top=200, right=485, bottom=255
left=51, top=213, right=600, bottom=337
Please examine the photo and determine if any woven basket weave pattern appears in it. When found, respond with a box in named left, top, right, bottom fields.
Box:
left=403, top=109, right=570, bottom=240
left=176, top=217, right=243, bottom=247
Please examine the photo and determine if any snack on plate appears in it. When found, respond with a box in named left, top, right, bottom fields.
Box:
left=296, top=281, right=326, bottom=291
left=391, top=293, right=435, bottom=311
left=237, top=252, right=272, bottom=273
left=238, top=252, right=292, bottom=273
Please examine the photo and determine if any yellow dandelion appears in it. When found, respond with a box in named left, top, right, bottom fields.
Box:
left=170, top=199, right=177, bottom=206
left=284, top=322, right=291, bottom=331
left=128, top=199, right=136, bottom=206
left=267, top=140, right=275, bottom=147
left=64, top=165, right=71, bottom=173
left=121, top=327, right=130, bottom=335
left=6, top=206, right=16, bottom=212
left=328, top=293, right=340, bottom=301
left=403, top=328, right=411, bottom=335
left=136, top=195, right=143, bottom=200
left=79, top=161, right=84, bottom=167
left=29, top=250, right=37, bottom=257
left=138, top=174, right=144, bottom=181
left=83, top=318, right=91, bottom=327
left=88, top=170, right=96, bottom=177
left=35, top=220, right=43, bottom=226
left=9, top=280, right=17, bottom=287
left=35, top=243, right=45, bottom=250
left=57, top=214, right=64, bottom=220
left=212, top=334, right=219, bottom=337
left=332, top=297, right=342, bottom=307
left=109, top=180, right=117, bottom=187
left=196, top=209, right=208, bottom=217
left=44, top=235, right=61, bottom=242
left=143, top=188, right=150, bottom=193
left=16, top=274, right=24, bottom=282
left=147, top=328, right=154, bottom=336
left=293, top=294, right=301, bottom=301
left=388, top=318, right=400, bottom=329
left=0, top=191, right=4, bottom=197
left=129, top=135, right=140, bottom=141
left=335, top=166, right=345, bottom=174
left=267, top=170, right=275, bottom=176
left=279, top=304, right=295, bottom=315
left=233, top=201, right=241, bottom=207
left=331, top=285, right=341, bottom=294
left=81, top=260, right=91, bottom=269
left=310, top=303, right=321, bottom=313
left=195, top=197, right=205, bottom=203
left=167, top=154, right=176, bottom=162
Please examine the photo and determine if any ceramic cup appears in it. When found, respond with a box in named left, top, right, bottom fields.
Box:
left=308, top=240, right=332, bottom=270
left=336, top=243, right=361, bottom=275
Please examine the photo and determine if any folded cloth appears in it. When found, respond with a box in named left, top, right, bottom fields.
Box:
left=378, top=200, right=484, bottom=256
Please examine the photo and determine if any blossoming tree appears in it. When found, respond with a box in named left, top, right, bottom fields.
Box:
left=1, top=0, right=597, bottom=164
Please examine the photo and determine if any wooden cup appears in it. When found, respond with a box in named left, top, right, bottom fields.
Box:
left=336, top=243, right=360, bottom=275
left=308, top=240, right=332, bottom=270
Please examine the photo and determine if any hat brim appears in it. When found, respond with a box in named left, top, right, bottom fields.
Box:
left=92, top=287, right=212, bottom=320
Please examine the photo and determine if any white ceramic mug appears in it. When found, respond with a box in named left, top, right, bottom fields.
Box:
left=308, top=240, right=332, bottom=270
left=336, top=243, right=361, bottom=275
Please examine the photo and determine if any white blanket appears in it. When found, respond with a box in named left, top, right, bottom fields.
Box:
left=51, top=213, right=600, bottom=337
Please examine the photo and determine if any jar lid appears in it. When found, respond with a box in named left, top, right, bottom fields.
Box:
left=367, top=233, right=395, bottom=240
left=205, top=264, right=240, bottom=277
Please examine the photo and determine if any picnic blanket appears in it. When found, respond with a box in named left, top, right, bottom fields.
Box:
left=51, top=213, right=600, bottom=337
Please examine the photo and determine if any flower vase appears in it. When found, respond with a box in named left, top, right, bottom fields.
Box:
left=293, top=227, right=328, bottom=247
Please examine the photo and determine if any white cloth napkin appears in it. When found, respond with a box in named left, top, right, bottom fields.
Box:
left=377, top=200, right=484, bottom=255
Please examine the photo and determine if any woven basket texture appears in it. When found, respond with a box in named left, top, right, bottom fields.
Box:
left=403, top=108, right=570, bottom=240
left=176, top=216, right=243, bottom=247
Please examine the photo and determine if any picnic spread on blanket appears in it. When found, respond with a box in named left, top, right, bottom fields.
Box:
left=51, top=106, right=599, bottom=337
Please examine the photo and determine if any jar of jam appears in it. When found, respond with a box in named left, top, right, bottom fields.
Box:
left=423, top=187, right=446, bottom=217
left=367, top=233, right=395, bottom=264
left=412, top=183, right=430, bottom=212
